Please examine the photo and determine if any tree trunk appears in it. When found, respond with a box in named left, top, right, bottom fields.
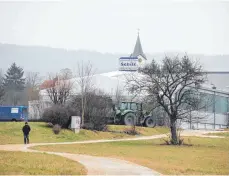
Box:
left=81, top=94, right=84, bottom=127
left=170, top=118, right=178, bottom=145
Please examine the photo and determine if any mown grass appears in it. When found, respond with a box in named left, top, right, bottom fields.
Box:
left=0, top=122, right=128, bottom=144
left=0, top=151, right=86, bottom=175
left=206, top=131, right=229, bottom=137
left=0, top=122, right=169, bottom=144
left=33, top=137, right=229, bottom=175
left=107, top=125, right=169, bottom=136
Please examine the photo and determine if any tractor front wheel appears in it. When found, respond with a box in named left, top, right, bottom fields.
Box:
left=123, top=113, right=136, bottom=126
left=144, top=116, right=156, bottom=128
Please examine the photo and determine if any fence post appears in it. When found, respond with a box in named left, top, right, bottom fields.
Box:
left=213, top=90, right=216, bottom=129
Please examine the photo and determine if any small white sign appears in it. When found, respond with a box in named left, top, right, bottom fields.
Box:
left=71, top=116, right=81, bottom=133
left=11, top=108, right=19, bottom=114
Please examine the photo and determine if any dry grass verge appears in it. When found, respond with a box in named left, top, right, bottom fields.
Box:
left=0, top=151, right=86, bottom=175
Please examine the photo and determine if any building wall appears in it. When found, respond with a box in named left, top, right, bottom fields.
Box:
left=205, top=73, right=229, bottom=90
left=179, top=87, right=229, bottom=129
left=180, top=112, right=228, bottom=130
left=28, top=100, right=52, bottom=120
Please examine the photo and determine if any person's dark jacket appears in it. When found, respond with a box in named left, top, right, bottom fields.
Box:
left=22, top=125, right=31, bottom=135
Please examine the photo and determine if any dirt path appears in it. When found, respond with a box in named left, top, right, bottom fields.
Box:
left=0, top=130, right=226, bottom=175
left=27, top=148, right=159, bottom=175
left=0, top=134, right=165, bottom=175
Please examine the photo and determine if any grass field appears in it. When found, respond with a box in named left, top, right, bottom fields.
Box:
left=207, top=131, right=229, bottom=137
left=33, top=137, right=229, bottom=175
left=0, top=151, right=86, bottom=175
left=0, top=122, right=169, bottom=144
left=107, top=125, right=169, bottom=135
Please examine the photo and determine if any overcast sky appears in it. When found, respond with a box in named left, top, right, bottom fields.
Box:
left=0, top=0, right=228, bottom=55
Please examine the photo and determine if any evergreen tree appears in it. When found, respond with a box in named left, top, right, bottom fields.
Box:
left=0, top=69, right=4, bottom=103
left=4, top=63, right=25, bottom=91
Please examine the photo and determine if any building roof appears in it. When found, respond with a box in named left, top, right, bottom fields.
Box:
left=131, top=34, right=147, bottom=60
left=39, top=70, right=229, bottom=102
left=39, top=79, right=57, bottom=90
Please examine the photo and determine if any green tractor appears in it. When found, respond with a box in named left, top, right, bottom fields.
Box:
left=111, top=101, right=156, bottom=127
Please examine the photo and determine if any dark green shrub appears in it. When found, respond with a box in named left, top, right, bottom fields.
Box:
left=42, top=105, right=69, bottom=127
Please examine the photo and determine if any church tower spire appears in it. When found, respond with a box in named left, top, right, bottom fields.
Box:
left=131, top=29, right=147, bottom=60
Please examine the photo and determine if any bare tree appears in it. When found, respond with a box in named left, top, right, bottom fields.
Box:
left=46, top=72, right=74, bottom=105
left=25, top=72, right=42, bottom=101
left=26, top=72, right=41, bottom=88
left=59, top=68, right=74, bottom=80
left=114, top=85, right=123, bottom=105
left=28, top=99, right=52, bottom=120
left=76, top=61, right=95, bottom=126
left=140, top=95, right=169, bottom=126
left=127, top=55, right=207, bottom=145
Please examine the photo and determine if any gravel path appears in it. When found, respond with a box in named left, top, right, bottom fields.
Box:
left=0, top=130, right=226, bottom=175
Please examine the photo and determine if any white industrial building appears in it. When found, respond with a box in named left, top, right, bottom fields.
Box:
left=31, top=34, right=229, bottom=129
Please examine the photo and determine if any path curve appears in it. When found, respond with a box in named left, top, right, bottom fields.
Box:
left=0, top=130, right=226, bottom=175
left=27, top=148, right=159, bottom=175
left=0, top=134, right=166, bottom=175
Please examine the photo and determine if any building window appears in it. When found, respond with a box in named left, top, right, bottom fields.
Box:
left=198, top=92, right=214, bottom=113
left=215, top=95, right=228, bottom=114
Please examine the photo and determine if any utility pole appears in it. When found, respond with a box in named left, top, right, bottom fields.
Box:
left=212, top=85, right=216, bottom=129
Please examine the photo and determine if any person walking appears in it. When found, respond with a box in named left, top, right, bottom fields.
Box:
left=22, top=122, right=31, bottom=144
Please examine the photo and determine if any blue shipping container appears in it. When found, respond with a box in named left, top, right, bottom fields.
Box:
left=0, top=106, right=28, bottom=122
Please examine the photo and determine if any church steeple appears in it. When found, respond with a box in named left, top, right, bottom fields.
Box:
left=131, top=30, right=147, bottom=60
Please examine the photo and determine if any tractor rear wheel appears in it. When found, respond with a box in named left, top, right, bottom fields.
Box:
left=144, top=116, right=156, bottom=128
left=123, top=113, right=136, bottom=126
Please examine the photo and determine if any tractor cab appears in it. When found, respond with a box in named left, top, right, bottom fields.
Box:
left=118, top=102, right=142, bottom=112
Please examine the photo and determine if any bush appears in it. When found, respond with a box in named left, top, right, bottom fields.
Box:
left=42, top=105, right=69, bottom=127
left=162, top=135, right=185, bottom=145
left=123, top=126, right=140, bottom=135
left=52, top=124, right=61, bottom=134
left=70, top=90, right=113, bottom=131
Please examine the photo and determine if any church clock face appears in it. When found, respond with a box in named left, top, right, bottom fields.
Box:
left=138, top=58, right=142, bottom=63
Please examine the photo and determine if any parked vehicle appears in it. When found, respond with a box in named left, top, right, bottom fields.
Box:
left=0, top=106, right=28, bottom=122
left=109, top=101, right=156, bottom=127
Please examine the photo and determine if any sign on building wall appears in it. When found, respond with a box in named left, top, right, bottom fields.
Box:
left=119, top=57, right=138, bottom=71
left=119, top=56, right=146, bottom=71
